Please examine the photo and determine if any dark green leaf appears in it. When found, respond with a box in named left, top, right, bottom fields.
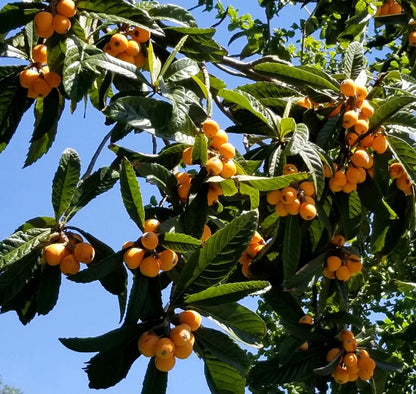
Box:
left=282, top=216, right=301, bottom=279
left=369, top=96, right=416, bottom=129
left=238, top=173, right=309, bottom=191
left=142, top=358, right=168, bottom=394
left=0, top=2, right=43, bottom=34
left=342, top=42, right=365, bottom=80
left=160, top=232, right=201, bottom=253
left=36, top=264, right=61, bottom=315
left=141, top=2, right=197, bottom=27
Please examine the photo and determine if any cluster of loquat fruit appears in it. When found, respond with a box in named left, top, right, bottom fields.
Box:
left=375, top=0, right=403, bottom=16
left=33, top=0, right=76, bottom=38
left=266, top=164, right=317, bottom=220
left=389, top=162, right=414, bottom=195
left=122, top=219, right=179, bottom=277
left=19, top=44, right=62, bottom=99
left=238, top=231, right=267, bottom=278
left=323, top=235, right=363, bottom=281
left=138, top=310, right=202, bottom=372
left=103, top=27, right=150, bottom=68
left=328, top=329, right=376, bottom=384
left=42, top=232, right=95, bottom=275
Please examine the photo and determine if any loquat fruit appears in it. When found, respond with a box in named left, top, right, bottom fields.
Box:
left=110, top=33, right=129, bottom=54
left=181, top=147, right=193, bottom=165
left=332, top=366, right=350, bottom=384
left=19, top=69, right=39, bottom=89
left=144, top=218, right=160, bottom=233
left=331, top=234, right=345, bottom=247
left=125, top=40, right=140, bottom=57
left=158, top=249, right=178, bottom=271
left=282, top=163, right=298, bottom=175
left=206, top=156, right=223, bottom=176
left=220, top=159, right=237, bottom=178
left=201, top=224, right=211, bottom=242
left=389, top=163, right=405, bottom=179
left=139, top=256, right=160, bottom=277
left=409, top=31, right=416, bottom=47
left=340, top=79, right=356, bottom=97
left=53, top=14, right=71, bottom=34
left=275, top=201, right=289, bottom=217
left=342, top=110, right=358, bottom=128
left=326, top=255, right=342, bottom=271
left=326, top=347, right=341, bottom=362
left=169, top=324, right=192, bottom=346
left=34, top=11, right=53, bottom=32
left=175, top=172, right=192, bottom=185
left=130, top=27, right=151, bottom=43
left=202, top=118, right=220, bottom=137
left=218, top=142, right=236, bottom=160
left=32, top=44, right=47, bottom=64
left=178, top=183, right=192, bottom=202
left=336, top=265, right=352, bottom=281
left=154, top=337, right=175, bottom=359
left=138, top=331, right=159, bottom=357
left=298, top=314, right=313, bottom=324
left=280, top=187, right=298, bottom=205
left=174, top=341, right=194, bottom=359
left=43, top=71, right=62, bottom=88
left=154, top=355, right=175, bottom=372
left=123, top=247, right=145, bottom=270
left=141, top=231, right=159, bottom=250
left=266, top=189, right=282, bottom=205
left=44, top=243, right=69, bottom=266
left=60, top=254, right=80, bottom=275
left=73, top=242, right=95, bottom=264
left=210, top=129, right=228, bottom=149
left=299, top=202, right=317, bottom=220
left=178, top=310, right=202, bottom=331
left=56, top=0, right=77, bottom=18
left=372, top=134, right=388, bottom=154
left=299, top=181, right=315, bottom=196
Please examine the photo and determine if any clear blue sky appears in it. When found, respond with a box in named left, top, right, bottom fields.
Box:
left=0, top=1, right=305, bottom=393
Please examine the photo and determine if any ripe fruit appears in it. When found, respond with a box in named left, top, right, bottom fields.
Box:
left=53, top=14, right=71, bottom=34
left=350, top=149, right=370, bottom=168
left=131, top=27, right=151, bottom=43
left=125, top=40, right=140, bottom=56
left=31, top=78, right=52, bottom=98
left=220, top=159, right=237, bottom=178
left=144, top=219, right=160, bottom=233
left=134, top=52, right=147, bottom=68
left=389, top=162, right=405, bottom=179
left=60, top=254, right=80, bottom=275
left=19, top=69, right=39, bottom=88
left=354, top=118, right=369, bottom=134
left=355, top=84, right=368, bottom=100
left=141, top=232, right=159, bottom=250
left=340, top=79, right=356, bottom=97
left=43, top=71, right=62, bottom=88
left=170, top=324, right=192, bottom=346
left=345, top=132, right=358, bottom=146
left=275, top=202, right=289, bottom=217
left=56, top=0, right=77, bottom=17
left=178, top=182, right=191, bottom=202
left=299, top=182, right=315, bottom=196
left=343, top=352, right=358, bottom=368
left=174, top=341, right=193, bottom=359
left=286, top=198, right=301, bottom=215
left=340, top=329, right=354, bottom=342
left=298, top=341, right=309, bottom=351
left=206, top=156, right=223, bottom=176
left=182, top=147, right=193, bottom=165
left=336, top=265, right=351, bottom=281
left=266, top=190, right=282, bottom=205
left=326, top=347, right=341, bottom=362
left=396, top=174, right=412, bottom=194
left=175, top=172, right=191, bottom=185
left=296, top=96, right=312, bottom=109
left=154, top=337, right=175, bottom=359
left=34, top=11, right=53, bottom=32
left=409, top=31, right=416, bottom=47
left=154, top=355, right=176, bottom=372
left=281, top=187, right=298, bottom=205
left=299, top=202, right=317, bottom=220
left=210, top=129, right=228, bottom=149
left=73, top=242, right=95, bottom=264
left=342, top=110, right=358, bottom=128
left=110, top=33, right=129, bottom=54
left=178, top=310, right=202, bottom=331
left=218, top=142, right=236, bottom=160
left=201, top=224, right=211, bottom=242
left=139, top=256, right=160, bottom=277
left=44, top=243, right=68, bottom=266
left=332, top=366, right=350, bottom=384
left=123, top=247, right=145, bottom=269
left=32, top=45, right=47, bottom=64
left=343, top=337, right=358, bottom=352
left=298, top=314, right=313, bottom=324
left=158, top=249, right=178, bottom=271
left=117, top=52, right=135, bottom=64
left=326, top=255, right=342, bottom=271
left=138, top=331, right=159, bottom=357
left=346, top=166, right=363, bottom=184
left=331, top=235, right=345, bottom=247
left=346, top=254, right=363, bottom=274
left=342, top=182, right=357, bottom=193
left=202, top=119, right=220, bottom=137
left=359, top=100, right=374, bottom=118
left=283, top=163, right=298, bottom=175
left=372, top=134, right=388, bottom=154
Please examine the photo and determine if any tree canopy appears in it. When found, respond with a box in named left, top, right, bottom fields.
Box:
left=1, top=0, right=416, bottom=392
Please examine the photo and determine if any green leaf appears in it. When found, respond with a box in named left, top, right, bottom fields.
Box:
left=342, top=42, right=365, bottom=80
left=202, top=351, right=246, bottom=394
left=141, top=2, right=197, bottom=27
left=239, top=183, right=260, bottom=210
left=282, top=216, right=301, bottom=279
left=158, top=35, right=189, bottom=83
left=163, top=58, right=199, bottom=83
left=192, top=134, right=208, bottom=165
left=0, top=2, right=43, bottom=34
left=184, top=281, right=270, bottom=307
left=120, top=159, right=145, bottom=230
left=387, top=134, right=416, bottom=184
left=36, top=264, right=61, bottom=315
left=218, top=88, right=278, bottom=135
left=142, top=358, right=168, bottom=394
left=51, top=148, right=81, bottom=220
left=0, top=42, right=28, bottom=60
left=299, top=140, right=326, bottom=197
left=65, top=166, right=120, bottom=221
left=238, top=173, right=309, bottom=191
left=15, top=216, right=56, bottom=232
left=334, top=191, right=362, bottom=240
left=369, top=96, right=416, bottom=129
left=197, top=302, right=266, bottom=347
left=196, top=327, right=250, bottom=373
left=159, top=232, right=201, bottom=253
left=176, top=211, right=258, bottom=296
left=254, top=63, right=339, bottom=91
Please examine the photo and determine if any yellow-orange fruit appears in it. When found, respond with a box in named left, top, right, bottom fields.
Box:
left=343, top=352, right=358, bottom=368
left=340, top=329, right=354, bottom=341
left=206, top=156, right=223, bottom=176
left=358, top=368, right=373, bottom=381
left=181, top=147, right=193, bottom=165
left=207, top=183, right=223, bottom=206
left=178, top=182, right=192, bottom=202
left=174, top=341, right=194, bottom=359
left=131, top=27, right=151, bottom=43
left=44, top=243, right=69, bottom=266
left=324, top=163, right=333, bottom=178
left=122, top=240, right=135, bottom=250
left=138, top=331, right=159, bottom=357
left=123, top=247, right=145, bottom=269
left=409, top=31, right=416, bottom=47
left=53, top=14, right=71, bottom=34
left=247, top=243, right=265, bottom=258
left=158, top=249, right=178, bottom=271
left=354, top=118, right=369, bottom=135
left=154, top=338, right=175, bottom=359
left=275, top=202, right=289, bottom=217
left=139, top=256, right=160, bottom=277
left=342, top=182, right=357, bottom=193
left=43, top=71, right=62, bottom=88
left=326, top=347, right=341, bottom=362
left=144, top=218, right=160, bottom=233
left=372, top=134, right=388, bottom=154
left=343, top=337, right=358, bottom=353
left=218, top=142, right=236, bottom=160
left=32, top=44, right=47, bottom=64
left=296, top=96, right=312, bottom=109
left=201, top=224, right=212, bottom=242
left=117, top=52, right=135, bottom=64
left=351, top=149, right=370, bottom=168
left=175, top=172, right=191, bottom=185
left=60, top=254, right=80, bottom=275
left=328, top=104, right=342, bottom=118
left=220, top=159, right=237, bottom=178
left=110, top=33, right=129, bottom=54
left=332, top=366, right=350, bottom=384
left=134, top=52, right=147, bottom=68
left=210, top=129, right=228, bottom=149
left=210, top=181, right=224, bottom=195
left=346, top=166, right=363, bottom=184
left=239, top=251, right=252, bottom=265
left=326, top=255, right=342, bottom=271
left=298, top=314, right=313, bottom=324
left=67, top=232, right=83, bottom=246
left=355, top=84, right=368, bottom=100
left=250, top=231, right=264, bottom=245
left=359, top=100, right=374, bottom=118
left=346, top=254, right=363, bottom=274
left=154, top=355, right=175, bottom=372
left=103, top=42, right=118, bottom=57
left=32, top=78, right=52, bottom=98
left=125, top=39, right=140, bottom=56
left=178, top=310, right=202, bottom=331
left=73, top=242, right=95, bottom=264
left=34, top=11, right=53, bottom=32
left=389, top=1, right=402, bottom=14
left=340, top=79, right=356, bottom=97
left=360, top=133, right=375, bottom=148
left=299, top=202, right=317, bottom=220
left=141, top=231, right=159, bottom=250
left=56, top=0, right=77, bottom=17
left=358, top=356, right=376, bottom=374
left=281, top=187, right=298, bottom=205
left=323, top=266, right=335, bottom=279
left=345, top=132, right=359, bottom=147
left=19, top=69, right=39, bottom=88
left=36, top=24, right=54, bottom=38
left=170, top=324, right=192, bottom=346
left=202, top=119, right=220, bottom=137
left=331, top=235, right=345, bottom=247
left=336, top=265, right=352, bottom=281
left=283, top=163, right=298, bottom=175
left=342, top=110, right=358, bottom=128
left=241, top=259, right=252, bottom=278
left=298, top=341, right=309, bottom=351
left=359, top=349, right=370, bottom=358
left=389, top=163, right=405, bottom=179
left=299, top=181, right=315, bottom=196
left=396, top=175, right=412, bottom=194
left=266, top=189, right=282, bottom=205
left=286, top=198, right=301, bottom=215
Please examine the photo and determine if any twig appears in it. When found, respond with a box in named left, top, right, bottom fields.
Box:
left=152, top=134, right=157, bottom=154
left=200, top=62, right=213, bottom=117
left=81, top=129, right=112, bottom=180
left=213, top=95, right=237, bottom=125
left=211, top=6, right=230, bottom=28
left=213, top=62, right=248, bottom=78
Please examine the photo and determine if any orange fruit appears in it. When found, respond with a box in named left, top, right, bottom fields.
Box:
left=299, top=181, right=315, bottom=196
left=342, top=182, right=357, bottom=193
left=175, top=172, right=192, bottom=185
left=56, top=0, right=77, bottom=17
left=103, top=42, right=118, bottom=57
left=43, top=71, right=62, bottom=88
left=202, top=119, right=220, bottom=137
left=360, top=133, right=375, bottom=148
left=32, top=78, right=52, bottom=98
left=250, top=231, right=264, bottom=245
left=206, top=156, right=223, bottom=176
left=409, top=31, right=416, bottom=47
left=342, top=110, right=358, bottom=128
left=326, top=347, right=341, bottom=362
left=350, top=148, right=370, bottom=168
left=122, top=240, right=135, bottom=249
left=266, top=189, right=282, bottom=205
left=174, top=341, right=194, bottom=359
left=178, top=310, right=202, bottom=331
left=218, top=142, right=235, bottom=160
left=141, top=231, right=159, bottom=250
left=296, top=96, right=312, bottom=109
left=359, top=100, right=374, bottom=118
left=169, top=324, right=192, bottom=346
left=158, top=249, right=178, bottom=271
left=36, top=24, right=54, bottom=38
left=275, top=202, right=289, bottom=217
left=328, top=104, right=342, bottom=118
left=130, top=27, right=151, bottom=43
left=299, top=202, right=317, bottom=220
left=144, top=218, right=160, bottom=233
left=239, top=251, right=252, bottom=265
left=372, top=134, right=388, bottom=154
left=125, top=39, right=140, bottom=56
left=359, top=349, right=370, bottom=358
left=323, top=266, right=335, bottom=279
left=355, top=84, right=368, bottom=100
left=134, top=52, right=147, bottom=68
left=19, top=69, right=39, bottom=88
left=336, top=265, right=352, bottom=281
left=154, top=355, right=175, bottom=372
left=246, top=243, right=265, bottom=258
left=241, top=260, right=252, bottom=278
left=178, top=182, right=192, bottom=202
left=117, top=52, right=135, bottom=64
left=32, top=44, right=47, bottom=64
left=354, top=118, right=369, bottom=134
left=346, top=166, right=363, bottom=184
left=298, top=314, right=313, bottom=324
left=201, top=224, right=212, bottom=242
left=123, top=247, right=145, bottom=269
left=340, top=329, right=354, bottom=341
left=110, top=33, right=129, bottom=54
left=60, top=254, right=80, bottom=275
left=210, top=129, right=228, bottom=149
left=332, top=366, right=350, bottom=384
left=326, top=255, right=342, bottom=271
left=331, top=235, right=345, bottom=247
left=389, top=163, right=405, bottom=179
left=220, top=159, right=237, bottom=178
left=44, top=243, right=69, bottom=266
left=73, top=242, right=95, bottom=264
left=154, top=338, right=175, bottom=359
left=139, top=256, right=160, bottom=277
left=343, top=337, right=358, bottom=352
left=286, top=198, right=301, bottom=215
left=53, top=14, right=71, bottom=34
left=181, top=147, right=193, bottom=165
left=138, top=331, right=159, bottom=357
left=343, top=352, right=358, bottom=368
left=346, top=254, right=363, bottom=274
left=283, top=163, right=298, bottom=174
left=396, top=175, right=412, bottom=194
left=281, top=187, right=298, bottom=205
left=67, top=232, right=83, bottom=246
left=34, top=11, right=53, bottom=32
left=298, top=341, right=309, bottom=351
left=340, top=79, right=356, bottom=97
left=358, top=356, right=376, bottom=374
left=345, top=132, right=359, bottom=147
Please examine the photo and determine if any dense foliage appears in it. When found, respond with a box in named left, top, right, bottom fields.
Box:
left=1, top=0, right=416, bottom=392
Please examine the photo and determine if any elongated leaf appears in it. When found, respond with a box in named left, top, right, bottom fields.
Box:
left=342, top=42, right=365, bottom=80
left=36, top=264, right=61, bottom=315
left=369, top=96, right=416, bottom=129
left=160, top=232, right=201, bottom=253
left=65, top=166, right=120, bottom=220
left=198, top=302, right=266, bottom=347
left=239, top=183, right=260, bottom=210
left=196, top=327, right=250, bottom=373
left=15, top=216, right=56, bottom=232
left=238, top=173, right=309, bottom=191
left=164, top=58, right=199, bottom=82
left=282, top=216, right=301, bottom=279
left=120, top=160, right=145, bottom=230
left=0, top=43, right=27, bottom=60
left=142, top=358, right=168, bottom=394
left=0, top=2, right=43, bottom=34
left=158, top=35, right=189, bottom=83
left=184, top=281, right=270, bottom=307
left=387, top=134, right=416, bottom=184
left=254, top=63, right=339, bottom=91
left=334, top=191, right=362, bottom=240
left=176, top=211, right=258, bottom=296
left=192, top=134, right=208, bottom=164
left=299, top=141, right=325, bottom=197
left=141, top=2, right=197, bottom=27
left=51, top=148, right=81, bottom=220
left=218, top=89, right=278, bottom=135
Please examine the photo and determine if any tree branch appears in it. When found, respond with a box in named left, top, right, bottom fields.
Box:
left=81, top=129, right=112, bottom=180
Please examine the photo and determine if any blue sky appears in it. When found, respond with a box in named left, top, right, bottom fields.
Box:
left=0, top=1, right=306, bottom=393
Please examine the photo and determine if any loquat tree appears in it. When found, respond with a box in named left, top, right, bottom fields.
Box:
left=1, top=0, right=416, bottom=392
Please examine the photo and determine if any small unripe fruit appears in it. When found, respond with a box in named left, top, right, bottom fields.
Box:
left=73, top=242, right=95, bottom=264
